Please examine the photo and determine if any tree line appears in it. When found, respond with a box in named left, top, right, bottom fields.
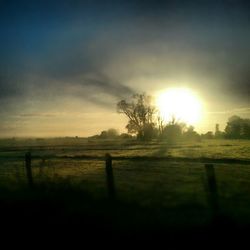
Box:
left=91, top=93, right=250, bottom=141
left=116, top=93, right=202, bottom=141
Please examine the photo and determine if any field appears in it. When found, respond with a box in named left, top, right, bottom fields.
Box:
left=0, top=138, right=250, bottom=243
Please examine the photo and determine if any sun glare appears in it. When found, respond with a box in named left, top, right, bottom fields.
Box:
left=156, top=88, right=203, bottom=125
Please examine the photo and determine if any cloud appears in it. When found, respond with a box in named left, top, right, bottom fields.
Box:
left=207, top=107, right=250, bottom=115
left=19, top=113, right=56, bottom=117
left=75, top=73, right=134, bottom=98
left=1, top=0, right=250, bottom=114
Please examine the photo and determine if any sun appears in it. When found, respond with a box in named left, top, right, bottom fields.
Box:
left=156, top=88, right=203, bottom=125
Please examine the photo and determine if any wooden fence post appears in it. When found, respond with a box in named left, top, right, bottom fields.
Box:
left=25, top=152, right=34, bottom=189
left=105, top=153, right=116, bottom=201
left=205, top=164, right=219, bottom=218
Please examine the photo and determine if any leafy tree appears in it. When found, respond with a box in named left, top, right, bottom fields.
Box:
left=117, top=93, right=156, bottom=140
left=225, top=116, right=250, bottom=139
left=160, top=117, right=185, bottom=142
left=201, top=131, right=214, bottom=139
left=99, top=130, right=108, bottom=139
left=106, top=128, right=119, bottom=138
left=119, top=133, right=133, bottom=139
left=99, top=128, right=119, bottom=139
left=182, top=125, right=201, bottom=141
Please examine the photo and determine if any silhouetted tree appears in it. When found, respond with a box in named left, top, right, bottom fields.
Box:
left=117, top=93, right=156, bottom=140
left=99, top=128, right=119, bottom=139
left=225, top=116, right=250, bottom=139
left=182, top=125, right=201, bottom=141
left=99, top=131, right=108, bottom=139
left=214, top=123, right=225, bottom=139
left=201, top=131, right=214, bottom=139
left=106, top=128, right=119, bottom=138
left=157, top=114, right=165, bottom=137
left=119, top=133, right=133, bottom=139
left=160, top=117, right=185, bottom=142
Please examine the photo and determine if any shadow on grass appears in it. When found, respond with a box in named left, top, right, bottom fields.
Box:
left=0, top=181, right=248, bottom=248
left=152, top=144, right=169, bottom=157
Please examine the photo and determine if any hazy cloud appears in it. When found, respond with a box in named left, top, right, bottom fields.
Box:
left=0, top=0, right=250, bottom=136
left=207, top=107, right=250, bottom=115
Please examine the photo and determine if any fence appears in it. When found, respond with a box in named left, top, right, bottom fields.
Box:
left=0, top=152, right=222, bottom=215
left=1, top=151, right=250, bottom=224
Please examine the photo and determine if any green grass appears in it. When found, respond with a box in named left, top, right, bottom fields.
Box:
left=0, top=138, right=250, bottom=230
left=1, top=138, right=249, bottom=159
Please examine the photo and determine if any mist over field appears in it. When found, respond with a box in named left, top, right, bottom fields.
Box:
left=0, top=0, right=250, bottom=246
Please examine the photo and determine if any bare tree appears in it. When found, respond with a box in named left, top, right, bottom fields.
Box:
left=117, top=93, right=156, bottom=140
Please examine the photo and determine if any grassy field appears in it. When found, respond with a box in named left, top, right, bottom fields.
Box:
left=1, top=138, right=250, bottom=159
left=0, top=138, right=250, bottom=241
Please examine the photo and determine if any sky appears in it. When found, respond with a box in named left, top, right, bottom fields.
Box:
left=0, top=0, right=250, bottom=137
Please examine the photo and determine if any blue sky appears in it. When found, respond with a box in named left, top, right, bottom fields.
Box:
left=1, top=0, right=250, bottom=137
